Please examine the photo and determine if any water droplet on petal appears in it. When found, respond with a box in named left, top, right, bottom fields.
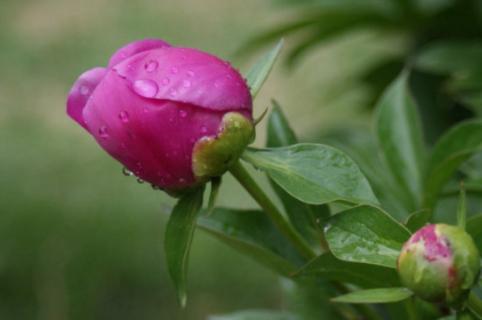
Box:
left=145, top=60, right=158, bottom=73
left=187, top=70, right=195, bottom=77
left=182, top=80, right=191, bottom=88
left=118, top=111, right=129, bottom=123
left=133, top=79, right=158, bottom=98
left=179, top=110, right=187, bottom=118
left=137, top=177, right=144, bottom=184
left=168, top=117, right=174, bottom=123
left=178, top=178, right=186, bottom=183
left=214, top=80, right=222, bottom=88
left=161, top=77, right=170, bottom=86
left=122, top=167, right=133, bottom=176
left=98, top=126, right=109, bottom=139
left=79, top=85, right=90, bottom=95
left=200, top=125, right=208, bottom=133
left=170, top=67, right=179, bottom=74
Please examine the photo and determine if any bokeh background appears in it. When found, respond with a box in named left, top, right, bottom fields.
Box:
left=0, top=0, right=431, bottom=319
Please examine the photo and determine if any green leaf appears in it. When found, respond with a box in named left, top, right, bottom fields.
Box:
left=415, top=41, right=482, bottom=75
left=267, top=100, right=297, bottom=147
left=332, top=288, right=413, bottom=304
left=405, top=209, right=429, bottom=232
left=457, top=184, right=467, bottom=229
left=325, top=205, right=411, bottom=268
left=375, top=71, right=426, bottom=211
left=266, top=101, right=330, bottom=243
left=466, top=214, right=482, bottom=251
left=197, top=208, right=304, bottom=276
left=246, top=39, right=283, bottom=98
left=164, top=187, right=204, bottom=307
left=294, top=252, right=400, bottom=288
left=424, top=120, right=482, bottom=208
left=209, top=310, right=299, bottom=320
left=242, top=144, right=379, bottom=206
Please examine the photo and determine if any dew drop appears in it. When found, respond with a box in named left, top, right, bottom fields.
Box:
left=133, top=79, right=158, bottom=98
left=98, top=126, right=109, bottom=139
left=182, top=80, right=191, bottom=88
left=200, top=125, right=208, bottom=133
left=161, top=77, right=170, bottom=86
left=79, top=85, right=90, bottom=96
left=143, top=107, right=149, bottom=113
left=214, top=80, right=222, bottom=88
left=179, top=110, right=187, bottom=118
left=186, top=70, right=195, bottom=77
left=122, top=167, right=133, bottom=176
left=168, top=117, right=174, bottom=123
left=137, top=177, right=144, bottom=184
left=118, top=111, right=129, bottom=123
left=170, top=67, right=179, bottom=74
left=145, top=60, right=158, bottom=73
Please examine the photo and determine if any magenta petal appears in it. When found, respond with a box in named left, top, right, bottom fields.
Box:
left=107, top=39, right=171, bottom=68
left=113, top=47, right=252, bottom=113
left=66, top=67, right=107, bottom=131
left=82, top=70, right=224, bottom=189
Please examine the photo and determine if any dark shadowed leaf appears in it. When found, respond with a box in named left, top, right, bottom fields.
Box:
left=325, top=205, right=411, bottom=268
left=415, top=41, right=482, bottom=75
left=424, top=120, right=482, bottom=208
left=197, top=208, right=304, bottom=276
left=242, top=144, right=378, bottom=206
left=164, top=187, right=204, bottom=307
left=375, top=72, right=426, bottom=211
left=294, top=252, right=400, bottom=288
left=466, top=214, right=482, bottom=251
left=332, top=288, right=413, bottom=304
left=405, top=209, right=430, bottom=232
left=245, top=40, right=283, bottom=98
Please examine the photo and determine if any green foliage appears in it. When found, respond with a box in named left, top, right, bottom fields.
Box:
left=242, top=144, right=378, bottom=206
left=266, top=101, right=330, bottom=244
left=332, top=288, right=413, bottom=304
left=164, top=187, right=204, bottom=307
left=245, top=39, right=284, bottom=98
left=325, top=205, right=411, bottom=268
left=294, top=252, right=400, bottom=288
left=198, top=208, right=304, bottom=276
left=209, top=310, right=299, bottom=320
left=375, top=72, right=426, bottom=211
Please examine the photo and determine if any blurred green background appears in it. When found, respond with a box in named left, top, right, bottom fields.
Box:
left=0, top=0, right=398, bottom=319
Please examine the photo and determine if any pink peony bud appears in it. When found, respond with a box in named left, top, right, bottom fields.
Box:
left=397, top=224, right=480, bottom=304
left=67, top=39, right=254, bottom=192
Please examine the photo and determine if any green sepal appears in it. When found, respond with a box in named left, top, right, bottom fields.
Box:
left=192, top=112, right=254, bottom=180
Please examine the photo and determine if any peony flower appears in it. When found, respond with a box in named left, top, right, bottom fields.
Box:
left=397, top=224, right=480, bottom=304
left=67, top=39, right=254, bottom=192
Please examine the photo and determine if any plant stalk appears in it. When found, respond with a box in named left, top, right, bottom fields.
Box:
left=229, top=160, right=315, bottom=260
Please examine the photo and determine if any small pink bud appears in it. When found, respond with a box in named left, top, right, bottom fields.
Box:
left=67, top=39, right=253, bottom=191
left=397, top=224, right=480, bottom=304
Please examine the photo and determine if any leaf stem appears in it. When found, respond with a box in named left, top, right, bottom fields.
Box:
left=229, top=160, right=315, bottom=260
left=467, top=292, right=482, bottom=318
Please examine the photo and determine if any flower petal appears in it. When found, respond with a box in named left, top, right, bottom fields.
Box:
left=82, top=69, right=224, bottom=189
left=113, top=47, right=252, bottom=113
left=66, top=67, right=107, bottom=131
left=107, top=39, right=171, bottom=68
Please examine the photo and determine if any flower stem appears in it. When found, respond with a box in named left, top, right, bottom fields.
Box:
left=229, top=160, right=316, bottom=260
left=468, top=292, right=482, bottom=317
